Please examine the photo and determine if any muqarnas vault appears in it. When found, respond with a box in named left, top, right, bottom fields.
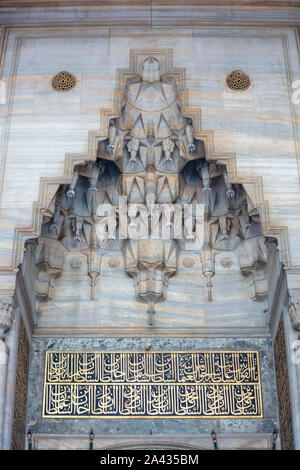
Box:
left=29, top=55, right=267, bottom=326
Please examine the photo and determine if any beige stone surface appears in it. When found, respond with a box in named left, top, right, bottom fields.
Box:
left=32, top=249, right=267, bottom=332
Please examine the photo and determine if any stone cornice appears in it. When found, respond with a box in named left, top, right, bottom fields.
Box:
left=0, top=4, right=299, bottom=27
left=0, top=1, right=299, bottom=11
left=32, top=326, right=271, bottom=338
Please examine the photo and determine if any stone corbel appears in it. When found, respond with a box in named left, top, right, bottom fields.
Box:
left=0, top=295, right=15, bottom=340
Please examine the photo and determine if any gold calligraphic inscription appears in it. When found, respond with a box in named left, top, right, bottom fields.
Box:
left=42, top=351, right=263, bottom=418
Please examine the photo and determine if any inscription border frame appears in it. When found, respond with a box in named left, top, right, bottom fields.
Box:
left=42, top=350, right=263, bottom=419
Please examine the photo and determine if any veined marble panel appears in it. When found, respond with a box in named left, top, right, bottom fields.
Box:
left=0, top=27, right=298, bottom=339
left=32, top=249, right=267, bottom=332
left=0, top=26, right=298, bottom=275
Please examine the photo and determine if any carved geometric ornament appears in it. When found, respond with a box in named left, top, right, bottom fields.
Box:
left=52, top=71, right=76, bottom=92
left=274, top=316, right=294, bottom=449
left=11, top=317, right=30, bottom=449
left=226, top=70, right=251, bottom=91
left=35, top=50, right=267, bottom=327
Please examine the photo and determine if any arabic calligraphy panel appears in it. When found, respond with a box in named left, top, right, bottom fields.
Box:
left=42, top=351, right=262, bottom=418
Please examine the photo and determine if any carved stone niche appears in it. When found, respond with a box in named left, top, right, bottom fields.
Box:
left=29, top=52, right=268, bottom=326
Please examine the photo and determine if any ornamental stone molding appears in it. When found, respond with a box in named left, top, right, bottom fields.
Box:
left=285, top=268, right=300, bottom=331
left=289, top=298, right=300, bottom=331
left=0, top=295, right=15, bottom=339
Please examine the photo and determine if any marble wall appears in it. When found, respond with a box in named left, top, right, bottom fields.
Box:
left=0, top=26, right=299, bottom=276
left=0, top=13, right=299, bottom=449
left=24, top=243, right=268, bottom=335
left=0, top=25, right=298, bottom=329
